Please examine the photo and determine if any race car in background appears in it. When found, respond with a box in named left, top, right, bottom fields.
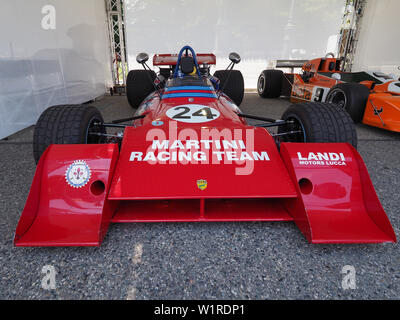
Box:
left=14, top=46, right=396, bottom=246
left=257, top=53, right=400, bottom=132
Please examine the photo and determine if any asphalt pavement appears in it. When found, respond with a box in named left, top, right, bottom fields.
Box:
left=0, top=94, right=399, bottom=299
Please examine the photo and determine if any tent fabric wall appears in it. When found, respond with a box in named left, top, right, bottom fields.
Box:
left=0, top=0, right=112, bottom=139
left=352, top=0, right=400, bottom=78
left=124, top=0, right=345, bottom=89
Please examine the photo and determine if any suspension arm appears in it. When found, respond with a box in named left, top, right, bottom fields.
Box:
left=112, top=114, right=146, bottom=124
left=237, top=113, right=277, bottom=123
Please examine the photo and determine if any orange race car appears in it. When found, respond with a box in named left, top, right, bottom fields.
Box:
left=257, top=54, right=400, bottom=132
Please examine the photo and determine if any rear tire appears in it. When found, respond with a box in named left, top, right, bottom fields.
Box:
left=257, top=69, right=283, bottom=98
left=213, top=70, right=244, bottom=106
left=126, top=70, right=156, bottom=109
left=33, top=105, right=105, bottom=163
left=326, top=83, right=370, bottom=123
left=277, top=102, right=357, bottom=148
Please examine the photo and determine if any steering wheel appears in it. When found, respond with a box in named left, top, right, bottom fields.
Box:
left=173, top=46, right=201, bottom=78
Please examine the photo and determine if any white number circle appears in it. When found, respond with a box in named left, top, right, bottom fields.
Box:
left=165, top=104, right=220, bottom=123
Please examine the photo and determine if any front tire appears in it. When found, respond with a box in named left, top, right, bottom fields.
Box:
left=257, top=69, right=283, bottom=98
left=213, top=70, right=244, bottom=106
left=326, top=83, right=370, bottom=123
left=277, top=102, right=357, bottom=148
left=126, top=70, right=156, bottom=109
left=33, top=105, right=105, bottom=163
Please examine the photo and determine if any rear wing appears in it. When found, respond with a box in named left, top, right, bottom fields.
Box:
left=276, top=60, right=308, bottom=68
left=275, top=60, right=308, bottom=73
left=275, top=58, right=342, bottom=73
left=153, top=53, right=216, bottom=66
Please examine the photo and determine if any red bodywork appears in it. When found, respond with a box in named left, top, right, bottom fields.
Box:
left=14, top=55, right=396, bottom=246
left=285, top=57, right=400, bottom=132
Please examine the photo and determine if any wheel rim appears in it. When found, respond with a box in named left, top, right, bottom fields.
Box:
left=86, top=117, right=104, bottom=144
left=327, top=89, right=346, bottom=109
left=258, top=75, right=265, bottom=94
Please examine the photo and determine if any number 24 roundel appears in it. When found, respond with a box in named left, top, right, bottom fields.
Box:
left=166, top=105, right=220, bottom=123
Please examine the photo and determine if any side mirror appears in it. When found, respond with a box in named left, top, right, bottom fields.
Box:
left=136, top=52, right=149, bottom=64
left=229, top=52, right=241, bottom=64
left=332, top=73, right=341, bottom=81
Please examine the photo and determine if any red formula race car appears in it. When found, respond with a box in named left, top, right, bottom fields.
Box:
left=257, top=54, right=400, bottom=132
left=14, top=46, right=396, bottom=246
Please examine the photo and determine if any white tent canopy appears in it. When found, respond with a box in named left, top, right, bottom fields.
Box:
left=0, top=0, right=112, bottom=139
left=124, top=0, right=345, bottom=89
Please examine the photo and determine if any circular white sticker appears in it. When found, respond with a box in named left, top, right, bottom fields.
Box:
left=166, top=104, right=220, bottom=123
left=65, top=160, right=91, bottom=188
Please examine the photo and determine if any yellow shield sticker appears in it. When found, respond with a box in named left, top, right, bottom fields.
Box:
left=197, top=179, right=207, bottom=190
